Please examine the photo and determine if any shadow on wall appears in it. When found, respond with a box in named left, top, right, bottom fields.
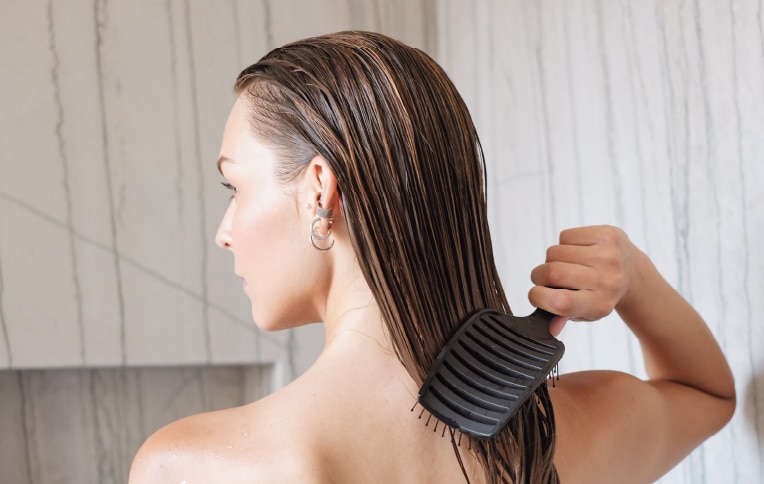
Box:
left=744, top=372, right=764, bottom=473
left=0, top=365, right=271, bottom=483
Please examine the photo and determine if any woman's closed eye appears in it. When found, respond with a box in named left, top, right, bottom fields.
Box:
left=221, top=181, right=238, bottom=199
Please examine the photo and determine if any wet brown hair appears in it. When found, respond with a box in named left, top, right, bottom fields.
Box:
left=234, top=31, right=558, bottom=484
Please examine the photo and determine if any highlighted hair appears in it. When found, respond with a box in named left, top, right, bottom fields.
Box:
left=235, top=31, right=558, bottom=484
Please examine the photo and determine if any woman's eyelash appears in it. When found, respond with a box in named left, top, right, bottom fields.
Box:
left=221, top=181, right=237, bottom=192
left=221, top=181, right=237, bottom=199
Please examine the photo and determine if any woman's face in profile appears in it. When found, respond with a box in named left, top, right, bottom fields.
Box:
left=215, top=96, right=327, bottom=330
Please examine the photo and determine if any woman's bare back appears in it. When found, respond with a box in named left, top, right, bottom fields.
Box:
left=130, top=326, right=483, bottom=483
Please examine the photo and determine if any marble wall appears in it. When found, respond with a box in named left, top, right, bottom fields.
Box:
left=0, top=365, right=271, bottom=483
left=0, top=0, right=435, bottom=372
left=0, top=0, right=436, bottom=482
left=0, top=0, right=761, bottom=483
left=437, top=1, right=763, bottom=483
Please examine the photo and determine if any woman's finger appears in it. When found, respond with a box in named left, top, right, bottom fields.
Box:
left=528, top=285, right=616, bottom=321
left=549, top=316, right=569, bottom=337
left=530, top=260, right=600, bottom=291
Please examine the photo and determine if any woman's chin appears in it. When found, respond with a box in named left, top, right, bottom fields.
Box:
left=250, top=310, right=291, bottom=332
left=252, top=313, right=318, bottom=332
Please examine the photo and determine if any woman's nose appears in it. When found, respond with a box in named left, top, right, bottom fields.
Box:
left=215, top=203, right=234, bottom=249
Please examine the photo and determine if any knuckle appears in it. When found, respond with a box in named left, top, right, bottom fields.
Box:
left=530, top=266, right=543, bottom=285
left=551, top=291, right=576, bottom=316
left=596, top=229, right=617, bottom=247
left=544, top=262, right=566, bottom=286
left=527, top=286, right=542, bottom=306
left=594, top=225, right=624, bottom=247
left=546, top=244, right=562, bottom=262
left=601, top=271, right=624, bottom=292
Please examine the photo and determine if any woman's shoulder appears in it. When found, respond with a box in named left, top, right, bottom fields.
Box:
left=128, top=387, right=329, bottom=483
left=128, top=342, right=472, bottom=483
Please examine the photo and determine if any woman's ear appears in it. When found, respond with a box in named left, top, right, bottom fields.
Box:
left=303, top=155, right=340, bottom=214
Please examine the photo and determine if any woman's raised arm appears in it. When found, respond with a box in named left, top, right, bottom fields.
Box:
left=530, top=225, right=735, bottom=482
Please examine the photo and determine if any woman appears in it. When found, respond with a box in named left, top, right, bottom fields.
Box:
left=129, top=31, right=735, bottom=483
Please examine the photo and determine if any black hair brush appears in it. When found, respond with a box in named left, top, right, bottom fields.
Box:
left=417, top=308, right=564, bottom=440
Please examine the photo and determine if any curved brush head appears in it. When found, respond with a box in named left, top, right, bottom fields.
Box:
left=417, top=308, right=564, bottom=440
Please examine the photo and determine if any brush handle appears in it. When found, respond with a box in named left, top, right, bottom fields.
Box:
left=525, top=307, right=558, bottom=340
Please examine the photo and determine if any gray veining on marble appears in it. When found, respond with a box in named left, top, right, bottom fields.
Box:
left=0, top=0, right=435, bottom=370
left=0, top=366, right=270, bottom=484
left=0, top=0, right=761, bottom=482
left=0, top=2, right=435, bottom=481
left=438, top=1, right=764, bottom=482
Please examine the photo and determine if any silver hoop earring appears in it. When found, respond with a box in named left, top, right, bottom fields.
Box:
left=316, top=202, right=333, bottom=219
left=310, top=217, right=334, bottom=251
left=310, top=200, right=334, bottom=251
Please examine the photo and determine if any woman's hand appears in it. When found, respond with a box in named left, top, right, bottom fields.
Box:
left=528, top=225, right=643, bottom=336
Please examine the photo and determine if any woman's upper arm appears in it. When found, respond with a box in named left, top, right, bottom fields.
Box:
left=551, top=369, right=734, bottom=483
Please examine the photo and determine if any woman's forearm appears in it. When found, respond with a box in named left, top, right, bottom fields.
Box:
left=616, top=249, right=735, bottom=402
